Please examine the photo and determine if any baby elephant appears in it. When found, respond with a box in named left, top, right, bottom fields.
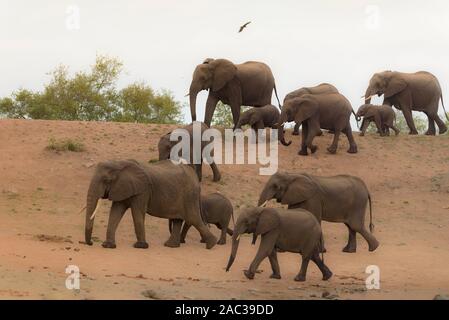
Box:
left=173, top=192, right=234, bottom=245
left=235, top=104, right=280, bottom=131
left=226, top=207, right=332, bottom=282
left=356, top=104, right=399, bottom=136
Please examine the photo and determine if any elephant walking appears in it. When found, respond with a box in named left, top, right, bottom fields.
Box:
left=158, top=122, right=221, bottom=182
left=283, top=83, right=340, bottom=135
left=84, top=159, right=217, bottom=249
left=357, top=104, right=399, bottom=136
left=258, top=172, right=379, bottom=253
left=278, top=93, right=358, bottom=155
left=226, top=207, right=332, bottom=282
left=189, top=58, right=281, bottom=128
left=364, top=70, right=449, bottom=135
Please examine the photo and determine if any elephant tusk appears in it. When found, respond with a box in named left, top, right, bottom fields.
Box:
left=90, top=203, right=99, bottom=220
left=184, top=93, right=189, bottom=97
left=235, top=234, right=240, bottom=241
left=77, top=205, right=86, bottom=215
left=259, top=200, right=268, bottom=207
left=363, top=94, right=376, bottom=101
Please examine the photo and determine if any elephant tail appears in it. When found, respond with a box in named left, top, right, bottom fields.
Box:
left=352, top=109, right=361, bottom=129
left=368, top=193, right=374, bottom=233
left=320, top=232, right=325, bottom=264
left=441, top=94, right=449, bottom=122
left=273, top=83, right=282, bottom=109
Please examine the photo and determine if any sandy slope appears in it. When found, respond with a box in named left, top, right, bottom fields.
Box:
left=1, top=119, right=449, bottom=300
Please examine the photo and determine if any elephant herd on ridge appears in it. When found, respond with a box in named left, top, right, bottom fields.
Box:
left=83, top=58, right=447, bottom=282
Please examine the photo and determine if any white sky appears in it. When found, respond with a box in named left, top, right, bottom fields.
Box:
left=1, top=0, right=449, bottom=123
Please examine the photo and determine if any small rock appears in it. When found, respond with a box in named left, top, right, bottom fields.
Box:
left=141, top=290, right=160, bottom=300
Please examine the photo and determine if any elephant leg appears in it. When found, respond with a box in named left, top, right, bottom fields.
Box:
left=204, top=95, right=219, bottom=127
left=429, top=112, right=447, bottom=134
left=190, top=214, right=217, bottom=249
left=359, top=119, right=370, bottom=136
left=294, top=255, right=311, bottom=282
left=216, top=223, right=227, bottom=245
left=268, top=249, right=281, bottom=279
left=327, top=129, right=341, bottom=154
left=343, top=126, right=358, bottom=153
left=425, top=112, right=436, bottom=135
left=230, top=103, right=241, bottom=129
left=350, top=220, right=379, bottom=252
left=194, top=164, right=202, bottom=182
left=391, top=124, right=400, bottom=135
left=292, top=122, right=300, bottom=135
left=244, top=232, right=276, bottom=279
left=180, top=222, right=191, bottom=243
left=130, top=195, right=149, bottom=248
left=210, top=162, right=221, bottom=182
left=402, top=108, right=418, bottom=135
left=226, top=227, right=234, bottom=236
left=103, top=201, right=128, bottom=248
left=311, top=250, right=333, bottom=280
left=298, top=122, right=309, bottom=156
left=164, top=219, right=183, bottom=248
left=342, top=223, right=357, bottom=253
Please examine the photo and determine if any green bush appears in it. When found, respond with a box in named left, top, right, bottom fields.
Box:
left=46, top=138, right=85, bottom=152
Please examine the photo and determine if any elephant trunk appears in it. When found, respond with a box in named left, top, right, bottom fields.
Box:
left=84, top=178, right=103, bottom=245
left=225, top=224, right=246, bottom=271
left=189, top=84, right=201, bottom=122
left=258, top=189, right=274, bottom=206
left=277, top=111, right=291, bottom=146
left=364, top=87, right=374, bottom=104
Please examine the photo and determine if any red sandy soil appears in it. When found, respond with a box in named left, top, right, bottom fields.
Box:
left=1, top=119, right=449, bottom=300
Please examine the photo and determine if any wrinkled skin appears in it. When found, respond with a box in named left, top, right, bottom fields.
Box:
left=364, top=70, right=449, bottom=135
left=225, top=207, right=332, bottom=282
left=284, top=83, right=339, bottom=135
left=170, top=192, right=234, bottom=245
left=235, top=104, right=280, bottom=130
left=278, top=93, right=358, bottom=155
left=84, top=160, right=217, bottom=250
left=189, top=58, right=281, bottom=128
left=258, top=172, right=379, bottom=253
left=356, top=104, right=399, bottom=136
left=158, top=122, right=221, bottom=182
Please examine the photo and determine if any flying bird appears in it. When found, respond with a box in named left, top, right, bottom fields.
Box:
left=238, top=21, right=251, bottom=33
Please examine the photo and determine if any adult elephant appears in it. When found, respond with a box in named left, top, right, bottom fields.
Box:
left=189, top=58, right=281, bottom=128
left=284, top=83, right=340, bottom=135
left=278, top=93, right=358, bottom=155
left=84, top=159, right=217, bottom=249
left=364, top=71, right=449, bottom=135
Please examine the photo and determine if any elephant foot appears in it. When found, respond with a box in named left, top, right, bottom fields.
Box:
left=298, top=149, right=308, bottom=156
left=294, top=274, right=306, bottom=282
left=310, top=145, right=318, bottom=154
left=409, top=130, right=418, bottom=135
left=322, top=270, right=333, bottom=281
left=292, top=131, right=299, bottom=136
left=243, top=270, right=255, bottom=280
left=359, top=133, right=365, bottom=137
left=164, top=239, right=180, bottom=248
left=368, top=239, right=380, bottom=252
left=270, top=273, right=281, bottom=280
left=212, top=173, right=222, bottom=182
left=84, top=240, right=93, bottom=246
left=205, top=235, right=217, bottom=249
left=102, top=241, right=116, bottom=249
left=425, top=131, right=436, bottom=136
left=320, top=247, right=327, bottom=253
left=217, top=238, right=226, bottom=245
left=347, top=145, right=358, bottom=154
left=180, top=239, right=186, bottom=244
left=133, top=241, right=149, bottom=249
left=439, top=126, right=448, bottom=134
left=327, top=146, right=337, bottom=154
left=200, top=238, right=205, bottom=243
left=342, top=245, right=356, bottom=253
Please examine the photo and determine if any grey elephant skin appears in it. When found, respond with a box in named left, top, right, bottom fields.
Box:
left=278, top=93, right=358, bottom=155
left=258, top=172, right=379, bottom=253
left=226, top=207, right=332, bottom=282
left=235, top=104, right=280, bottom=131
left=158, top=122, right=221, bottom=182
left=84, top=159, right=217, bottom=249
left=173, top=192, right=234, bottom=245
left=284, top=83, right=339, bottom=135
left=365, top=70, right=449, bottom=135
left=357, top=104, right=399, bottom=136
left=189, top=58, right=281, bottom=127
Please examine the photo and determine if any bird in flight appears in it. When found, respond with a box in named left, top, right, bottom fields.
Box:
left=238, top=21, right=251, bottom=33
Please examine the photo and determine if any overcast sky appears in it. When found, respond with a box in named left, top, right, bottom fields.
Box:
left=1, top=0, right=449, bottom=123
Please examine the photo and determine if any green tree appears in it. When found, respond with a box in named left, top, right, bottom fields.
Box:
left=115, top=82, right=154, bottom=122
left=150, top=89, right=182, bottom=124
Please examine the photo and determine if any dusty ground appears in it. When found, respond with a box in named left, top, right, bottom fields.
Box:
left=1, top=119, right=449, bottom=300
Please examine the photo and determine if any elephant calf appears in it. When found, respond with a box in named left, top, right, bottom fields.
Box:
left=357, top=104, right=399, bottom=137
left=170, top=192, right=234, bottom=245
left=226, top=207, right=332, bottom=282
left=84, top=159, right=217, bottom=250
left=235, top=104, right=280, bottom=131
left=258, top=172, right=379, bottom=253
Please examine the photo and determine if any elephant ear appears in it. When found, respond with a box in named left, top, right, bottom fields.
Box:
left=292, top=98, right=318, bottom=124
left=109, top=162, right=149, bottom=202
left=255, top=208, right=280, bottom=236
left=364, top=107, right=378, bottom=119
left=281, top=175, right=318, bottom=205
left=210, top=59, right=237, bottom=92
left=384, top=77, right=407, bottom=98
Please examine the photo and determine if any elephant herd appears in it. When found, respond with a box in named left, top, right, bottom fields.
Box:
left=82, top=58, right=448, bottom=282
